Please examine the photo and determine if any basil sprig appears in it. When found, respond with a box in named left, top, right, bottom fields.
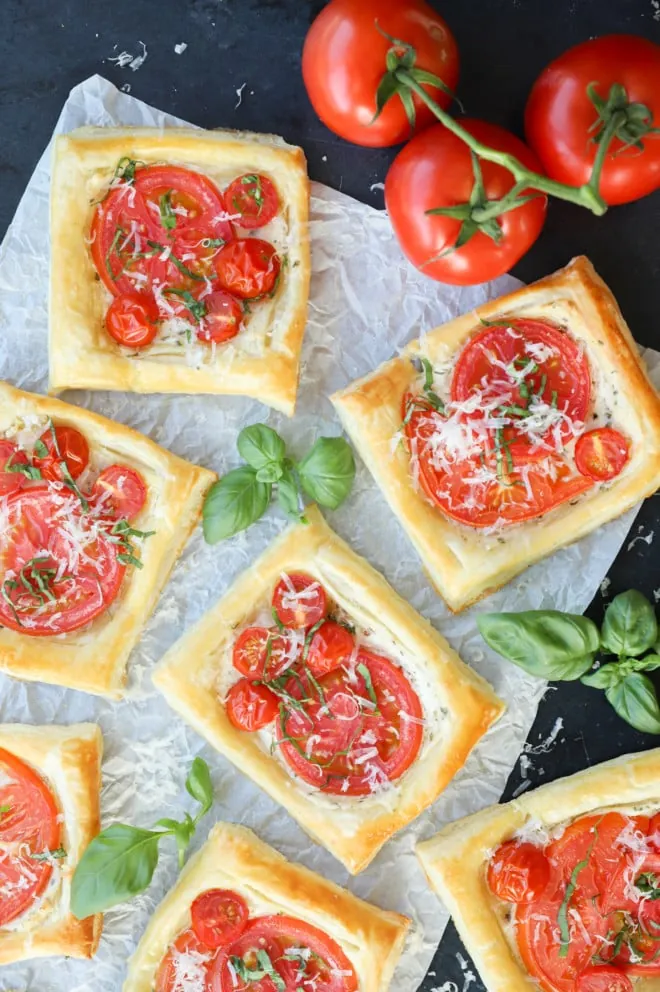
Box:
left=478, top=590, right=660, bottom=735
left=203, top=424, right=356, bottom=544
left=71, top=757, right=213, bottom=919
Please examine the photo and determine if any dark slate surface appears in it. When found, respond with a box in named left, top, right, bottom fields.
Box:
left=0, top=1, right=659, bottom=989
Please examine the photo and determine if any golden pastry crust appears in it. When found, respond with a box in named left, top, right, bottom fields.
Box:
left=123, top=822, right=410, bottom=992
left=49, top=126, right=311, bottom=415
left=153, top=506, right=504, bottom=874
left=332, top=257, right=660, bottom=613
left=0, top=380, right=215, bottom=697
left=416, top=747, right=660, bottom=992
left=0, top=722, right=103, bottom=964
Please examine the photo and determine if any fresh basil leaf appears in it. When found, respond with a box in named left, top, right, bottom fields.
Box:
left=606, top=672, right=660, bottom=735
left=237, top=424, right=286, bottom=472
left=203, top=468, right=271, bottom=544
left=477, top=611, right=600, bottom=680
left=581, top=663, right=622, bottom=690
left=185, top=757, right=214, bottom=818
left=601, top=590, right=658, bottom=657
left=71, top=825, right=164, bottom=918
left=277, top=464, right=305, bottom=522
left=256, top=463, right=284, bottom=484
left=637, top=653, right=660, bottom=672
left=297, top=437, right=356, bottom=510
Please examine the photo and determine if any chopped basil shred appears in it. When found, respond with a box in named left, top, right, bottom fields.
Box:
left=158, top=190, right=177, bottom=232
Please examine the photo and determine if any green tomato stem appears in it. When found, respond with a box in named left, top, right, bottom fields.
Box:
left=394, top=68, right=609, bottom=217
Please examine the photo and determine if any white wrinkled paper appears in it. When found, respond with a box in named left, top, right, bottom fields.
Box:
left=0, top=75, right=654, bottom=992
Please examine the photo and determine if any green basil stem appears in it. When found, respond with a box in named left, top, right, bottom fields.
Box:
left=393, top=68, right=609, bottom=216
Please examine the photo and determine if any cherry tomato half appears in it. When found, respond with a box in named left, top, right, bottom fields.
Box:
left=33, top=425, right=89, bottom=482
left=155, top=928, right=213, bottom=992
left=232, top=626, right=298, bottom=681
left=487, top=841, right=551, bottom=903
left=224, top=174, right=279, bottom=230
left=302, top=0, right=459, bottom=147
left=385, top=119, right=547, bottom=286
left=0, top=440, right=28, bottom=496
left=106, top=292, right=160, bottom=349
left=306, top=620, right=355, bottom=677
left=214, top=239, right=280, bottom=300
left=197, top=291, right=244, bottom=344
left=272, top=573, right=328, bottom=630
left=92, top=465, right=148, bottom=520
left=225, top=679, right=279, bottom=732
left=191, top=889, right=249, bottom=949
left=574, top=428, right=630, bottom=482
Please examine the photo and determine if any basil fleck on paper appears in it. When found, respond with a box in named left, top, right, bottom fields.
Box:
left=0, top=75, right=653, bottom=992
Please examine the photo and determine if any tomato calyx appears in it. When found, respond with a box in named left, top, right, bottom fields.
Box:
left=373, top=23, right=456, bottom=133
left=588, top=81, right=660, bottom=154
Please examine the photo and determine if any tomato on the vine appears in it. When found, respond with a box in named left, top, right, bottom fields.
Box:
left=385, top=119, right=547, bottom=286
left=525, top=35, right=660, bottom=206
left=302, top=0, right=459, bottom=148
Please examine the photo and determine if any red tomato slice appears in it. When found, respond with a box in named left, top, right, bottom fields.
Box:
left=575, top=429, right=630, bottom=482
left=576, top=966, right=632, bottom=992
left=226, top=680, right=279, bottom=732
left=0, top=748, right=62, bottom=927
left=92, top=465, right=147, bottom=521
left=155, top=928, right=215, bottom=992
left=33, top=425, right=90, bottom=483
left=0, top=487, right=125, bottom=636
left=214, top=240, right=280, bottom=300
left=106, top=292, right=160, bottom=348
left=306, top=620, right=355, bottom=677
left=487, top=841, right=551, bottom=903
left=277, top=650, right=423, bottom=795
left=134, top=166, right=233, bottom=242
left=197, top=291, right=244, bottom=344
left=0, top=440, right=28, bottom=496
left=209, top=915, right=358, bottom=992
left=272, top=574, right=328, bottom=630
left=232, top=627, right=301, bottom=681
left=224, top=175, right=279, bottom=230
left=191, top=889, right=249, bottom=949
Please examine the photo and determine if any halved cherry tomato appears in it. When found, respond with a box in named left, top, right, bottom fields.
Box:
left=155, top=928, right=214, bottom=992
left=226, top=679, right=279, bottom=732
left=93, top=465, right=147, bottom=520
left=214, top=239, right=280, bottom=300
left=191, top=889, right=249, bottom=949
left=0, top=748, right=62, bottom=927
left=525, top=35, right=660, bottom=206
left=306, top=620, right=355, bottom=677
left=106, top=292, right=160, bottom=349
left=576, top=966, right=632, bottom=992
left=302, top=0, right=459, bottom=148
left=224, top=175, right=279, bottom=230
left=0, top=487, right=125, bottom=635
left=209, top=915, right=358, bottom=992
left=487, top=841, right=550, bottom=903
left=33, top=425, right=89, bottom=482
left=232, top=626, right=299, bottom=681
left=385, top=120, right=547, bottom=286
left=197, top=292, right=244, bottom=344
left=575, top=428, right=630, bottom=482
left=0, top=440, right=28, bottom=496
left=277, top=650, right=423, bottom=795
left=272, top=573, right=328, bottom=630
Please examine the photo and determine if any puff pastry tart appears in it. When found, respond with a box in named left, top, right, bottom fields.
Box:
left=0, top=380, right=214, bottom=697
left=332, top=257, right=660, bottom=612
left=153, top=505, right=504, bottom=874
left=0, top=722, right=102, bottom=965
left=123, top=821, right=409, bottom=992
left=49, top=125, right=310, bottom=414
left=416, top=747, right=660, bottom=992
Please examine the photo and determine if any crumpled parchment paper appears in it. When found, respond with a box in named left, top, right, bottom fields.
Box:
left=0, top=75, right=654, bottom=992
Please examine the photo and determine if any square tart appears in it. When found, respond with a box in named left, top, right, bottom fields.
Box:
left=416, top=747, right=660, bottom=992
left=49, top=125, right=310, bottom=415
left=152, top=505, right=504, bottom=874
left=123, top=821, right=410, bottom=992
left=0, top=722, right=103, bottom=964
left=331, top=256, right=660, bottom=612
left=0, top=380, right=214, bottom=697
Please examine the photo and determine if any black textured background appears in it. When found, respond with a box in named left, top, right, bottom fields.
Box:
left=1, top=1, right=659, bottom=989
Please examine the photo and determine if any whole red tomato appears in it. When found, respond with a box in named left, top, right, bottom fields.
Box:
left=525, top=34, right=660, bottom=205
left=302, top=0, right=459, bottom=148
left=385, top=120, right=548, bottom=286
